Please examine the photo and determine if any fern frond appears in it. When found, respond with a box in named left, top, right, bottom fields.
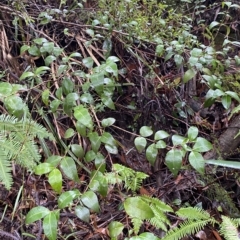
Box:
left=176, top=207, right=211, bottom=221
left=150, top=204, right=170, bottom=227
left=0, top=147, right=13, bottom=190
left=219, top=215, right=239, bottom=240
left=232, top=218, right=240, bottom=227
left=141, top=195, right=173, bottom=212
left=132, top=217, right=143, bottom=235
left=149, top=216, right=167, bottom=232
left=162, top=219, right=212, bottom=240
left=105, top=172, right=123, bottom=185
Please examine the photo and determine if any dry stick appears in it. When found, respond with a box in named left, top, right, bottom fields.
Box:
left=0, top=230, right=21, bottom=240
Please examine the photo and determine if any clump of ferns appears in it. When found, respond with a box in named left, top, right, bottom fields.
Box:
left=0, top=114, right=54, bottom=190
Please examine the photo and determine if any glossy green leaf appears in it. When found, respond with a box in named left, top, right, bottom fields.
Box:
left=40, top=42, right=54, bottom=53
left=64, top=128, right=75, bottom=139
left=0, top=82, right=12, bottom=97
left=70, top=144, right=85, bottom=158
left=146, top=143, right=158, bottom=166
left=189, top=151, right=205, bottom=175
left=105, top=61, right=118, bottom=77
left=183, top=69, right=196, bottom=83
left=28, top=45, right=40, bottom=56
left=76, top=121, right=87, bottom=137
left=81, top=191, right=100, bottom=213
left=42, top=89, right=50, bottom=106
left=26, top=206, right=50, bottom=224
left=124, top=197, right=154, bottom=219
left=155, top=140, right=166, bottom=149
left=221, top=95, right=231, bottom=109
left=90, top=171, right=108, bottom=197
left=225, top=91, right=240, bottom=102
left=134, top=137, right=147, bottom=153
left=62, top=78, right=74, bottom=95
left=101, top=132, right=116, bottom=146
left=63, top=93, right=79, bottom=116
left=75, top=206, right=90, bottom=223
left=34, top=163, right=55, bottom=175
left=46, top=155, right=62, bottom=167
left=80, top=92, right=94, bottom=104
left=101, top=94, right=115, bottom=109
left=165, top=149, right=183, bottom=176
left=105, top=144, right=118, bottom=154
left=154, top=130, right=169, bottom=140
left=187, top=126, right=198, bottom=141
left=140, top=126, right=153, bottom=137
left=101, top=118, right=116, bottom=127
left=83, top=57, right=94, bottom=69
left=48, top=169, right=62, bottom=194
left=172, top=135, right=187, bottom=146
left=193, top=137, right=212, bottom=152
left=58, top=190, right=80, bottom=209
left=108, top=221, right=124, bottom=238
left=44, top=55, right=56, bottom=66
left=205, top=159, right=240, bottom=169
left=88, top=132, right=102, bottom=152
left=35, top=66, right=50, bottom=75
left=4, top=95, right=25, bottom=116
left=209, top=21, right=220, bottom=29
left=50, top=99, right=61, bottom=113
left=94, top=153, right=106, bottom=173
left=86, top=29, right=94, bottom=37
left=74, top=105, right=93, bottom=129
left=60, top=157, right=80, bottom=182
left=85, top=150, right=96, bottom=162
left=43, top=212, right=58, bottom=240
left=20, top=45, right=30, bottom=54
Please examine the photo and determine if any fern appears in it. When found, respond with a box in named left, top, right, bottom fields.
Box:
left=163, top=219, right=214, bottom=240
left=0, top=114, right=54, bottom=190
left=176, top=207, right=210, bottom=220
left=219, top=216, right=240, bottom=240
left=132, top=218, right=143, bottom=235
left=105, top=164, right=148, bottom=191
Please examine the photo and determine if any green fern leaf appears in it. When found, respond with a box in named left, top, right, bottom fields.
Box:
left=220, top=215, right=239, bottom=240
left=132, top=217, right=143, bottom=235
left=176, top=207, right=211, bottom=220
left=163, top=219, right=212, bottom=240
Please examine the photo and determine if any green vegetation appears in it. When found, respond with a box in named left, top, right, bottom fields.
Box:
left=0, top=0, right=240, bottom=239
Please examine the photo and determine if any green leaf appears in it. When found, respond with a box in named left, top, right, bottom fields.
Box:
left=70, top=144, right=85, bottom=158
left=140, top=126, right=153, bottom=137
left=85, top=150, right=96, bottom=162
left=44, top=55, right=56, bottom=66
left=108, top=221, right=124, bottom=238
left=124, top=197, right=154, bottom=219
left=43, top=212, right=58, bottom=240
left=81, top=191, right=100, bottom=213
left=46, top=155, right=62, bottom=167
left=101, top=94, right=115, bottom=109
left=58, top=190, right=80, bottom=209
left=0, top=82, right=12, bottom=97
left=50, top=99, right=61, bottom=112
left=63, top=93, right=79, bottom=116
left=35, top=66, right=50, bottom=75
left=134, top=137, right=147, bottom=153
left=60, top=157, right=80, bottom=182
left=94, top=153, right=106, bottom=173
left=172, top=135, right=187, bottom=146
left=146, top=143, right=158, bottom=166
left=64, top=128, right=75, bottom=139
left=183, top=69, right=196, bottom=83
left=86, top=29, right=94, bottom=37
left=88, top=132, right=102, bottom=152
left=75, top=206, right=90, bottom=223
left=189, top=151, right=205, bottom=175
left=209, top=21, right=220, bottom=29
left=187, top=126, right=198, bottom=141
left=90, top=171, right=108, bottom=197
left=74, top=105, right=93, bottom=129
left=193, top=137, right=212, bottom=152
left=101, top=118, right=116, bottom=127
left=154, top=130, right=169, bottom=140
left=80, top=92, right=94, bottom=104
left=155, top=140, right=166, bottom=149
left=42, top=89, right=50, bottom=106
left=105, top=61, right=118, bottom=77
left=40, top=42, right=54, bottom=53
left=26, top=206, right=50, bottom=224
left=62, top=77, right=74, bottom=95
left=35, top=163, right=55, bottom=175
left=5, top=95, right=25, bottom=116
left=129, top=232, right=160, bottom=240
left=101, top=132, right=116, bottom=146
left=76, top=121, right=87, bottom=137
left=221, top=95, right=231, bottom=109
left=225, top=91, right=240, bottom=102
left=48, top=169, right=62, bottom=194
left=206, top=160, right=240, bottom=169
left=165, top=149, right=183, bottom=176
left=83, top=57, right=94, bottom=69
left=105, top=144, right=118, bottom=154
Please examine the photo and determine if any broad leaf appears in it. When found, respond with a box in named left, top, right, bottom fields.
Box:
left=26, top=206, right=50, bottom=224
left=60, top=157, right=80, bottom=182
left=81, top=191, right=100, bottom=213
left=108, top=221, right=124, bottom=238
left=35, top=163, right=55, bottom=175
left=134, top=137, right=147, bottom=153
left=70, top=144, right=85, bottom=158
left=101, top=118, right=116, bottom=127
left=140, top=126, right=153, bottom=137
left=43, top=212, right=58, bottom=240
left=48, top=169, right=62, bottom=194
left=189, top=151, right=205, bottom=175
left=187, top=126, right=198, bottom=141
left=165, top=149, right=183, bottom=176
left=58, top=190, right=80, bottom=209
left=88, top=132, right=102, bottom=152
left=193, top=137, right=212, bottom=152
left=75, top=206, right=90, bottom=223
left=146, top=143, right=158, bottom=165
left=154, top=130, right=169, bottom=140
left=74, top=105, right=93, bottom=129
left=183, top=69, right=196, bottom=83
left=124, top=197, right=154, bottom=219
